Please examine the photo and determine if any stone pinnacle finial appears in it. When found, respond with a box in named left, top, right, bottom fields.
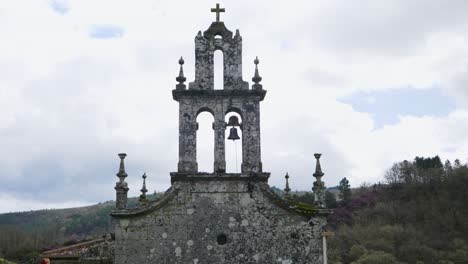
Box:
left=234, top=29, right=241, bottom=39
left=284, top=172, right=291, bottom=197
left=115, top=153, right=129, bottom=210
left=139, top=173, right=148, bottom=205
left=312, top=153, right=326, bottom=208
left=141, top=173, right=148, bottom=195
left=313, top=153, right=324, bottom=177
left=176, top=56, right=187, bottom=90
left=117, top=153, right=128, bottom=181
left=252, top=56, right=263, bottom=90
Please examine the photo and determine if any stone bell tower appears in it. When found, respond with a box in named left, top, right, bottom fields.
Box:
left=111, top=5, right=330, bottom=263
left=172, top=3, right=266, bottom=175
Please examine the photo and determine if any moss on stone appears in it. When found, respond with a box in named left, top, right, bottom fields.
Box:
left=291, top=201, right=317, bottom=218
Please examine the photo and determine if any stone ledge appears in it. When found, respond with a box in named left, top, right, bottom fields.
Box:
left=169, top=172, right=270, bottom=183
left=257, top=182, right=333, bottom=218
left=110, top=187, right=178, bottom=218
left=172, top=89, right=266, bottom=101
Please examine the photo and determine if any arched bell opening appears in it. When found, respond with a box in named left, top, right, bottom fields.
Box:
left=214, top=50, right=224, bottom=90
left=225, top=112, right=243, bottom=173
left=196, top=111, right=215, bottom=173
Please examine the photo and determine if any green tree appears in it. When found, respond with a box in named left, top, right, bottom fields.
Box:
left=444, top=159, right=453, bottom=178
left=325, top=191, right=338, bottom=208
left=338, top=177, right=351, bottom=202
left=348, top=244, right=367, bottom=262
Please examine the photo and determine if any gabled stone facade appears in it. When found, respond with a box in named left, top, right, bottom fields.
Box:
left=111, top=5, right=331, bottom=264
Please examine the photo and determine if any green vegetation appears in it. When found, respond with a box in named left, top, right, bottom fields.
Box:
left=338, top=177, right=351, bottom=202
left=0, top=201, right=113, bottom=262
left=0, top=194, right=156, bottom=262
left=329, top=156, right=468, bottom=263
left=0, top=258, right=16, bottom=264
left=290, top=201, right=317, bottom=217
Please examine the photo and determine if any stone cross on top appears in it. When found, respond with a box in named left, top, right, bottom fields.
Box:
left=211, top=3, right=225, bottom=22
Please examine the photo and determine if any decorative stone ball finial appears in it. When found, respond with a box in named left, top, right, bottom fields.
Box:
left=176, top=56, right=187, bottom=90
left=252, top=56, right=263, bottom=90
left=254, top=56, right=259, bottom=65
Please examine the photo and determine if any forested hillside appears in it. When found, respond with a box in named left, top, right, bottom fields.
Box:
left=0, top=156, right=467, bottom=263
left=328, top=156, right=468, bottom=264
left=0, top=196, right=147, bottom=262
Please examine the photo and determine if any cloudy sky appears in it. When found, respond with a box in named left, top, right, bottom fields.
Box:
left=1, top=0, right=468, bottom=213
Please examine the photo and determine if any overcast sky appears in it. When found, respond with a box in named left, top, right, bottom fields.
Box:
left=1, top=0, right=468, bottom=213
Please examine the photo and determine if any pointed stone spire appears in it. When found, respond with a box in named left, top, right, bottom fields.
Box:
left=284, top=172, right=291, bottom=198
left=312, top=153, right=326, bottom=208
left=115, top=153, right=129, bottom=210
left=139, top=173, right=148, bottom=206
left=234, top=29, right=241, bottom=40
left=176, top=57, right=187, bottom=90
left=252, top=56, right=263, bottom=90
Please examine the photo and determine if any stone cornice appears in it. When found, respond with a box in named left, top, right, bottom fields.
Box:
left=172, top=89, right=266, bottom=101
left=110, top=187, right=177, bottom=218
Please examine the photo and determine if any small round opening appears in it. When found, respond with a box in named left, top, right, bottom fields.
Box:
left=217, top=234, right=227, bottom=245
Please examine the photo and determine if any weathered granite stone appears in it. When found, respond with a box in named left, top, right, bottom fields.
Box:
left=115, top=154, right=129, bottom=210
left=312, top=154, right=326, bottom=209
left=173, top=89, right=265, bottom=174
left=111, top=5, right=330, bottom=264
left=172, top=13, right=263, bottom=174
left=112, top=174, right=329, bottom=264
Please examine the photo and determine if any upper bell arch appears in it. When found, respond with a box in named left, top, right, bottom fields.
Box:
left=189, top=13, right=248, bottom=91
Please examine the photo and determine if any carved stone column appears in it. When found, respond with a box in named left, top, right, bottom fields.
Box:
left=241, top=102, right=262, bottom=173
left=213, top=116, right=226, bottom=173
left=178, top=109, right=198, bottom=173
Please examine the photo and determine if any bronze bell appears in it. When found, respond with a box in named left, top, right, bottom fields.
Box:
left=227, top=127, right=240, bottom=141
left=227, top=116, right=240, bottom=127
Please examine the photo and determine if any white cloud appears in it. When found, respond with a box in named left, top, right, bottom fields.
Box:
left=1, top=0, right=468, bottom=212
